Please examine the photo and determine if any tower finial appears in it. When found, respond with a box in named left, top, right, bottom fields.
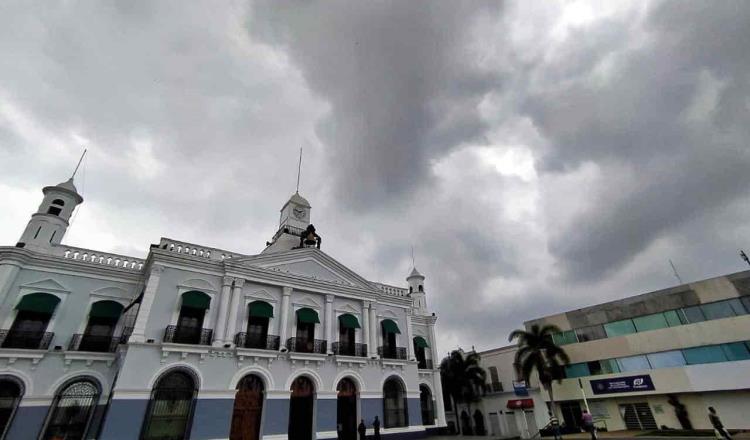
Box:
left=71, top=148, right=87, bottom=180
left=296, top=147, right=302, bottom=193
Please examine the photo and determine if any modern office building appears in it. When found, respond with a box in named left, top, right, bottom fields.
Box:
left=526, top=270, right=750, bottom=432
left=0, top=174, right=446, bottom=440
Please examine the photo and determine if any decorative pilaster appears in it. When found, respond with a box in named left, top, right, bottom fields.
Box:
left=434, top=366, right=448, bottom=426
left=129, top=265, right=164, bottom=343
left=369, top=303, right=378, bottom=358
left=224, top=278, right=244, bottom=346
left=213, top=276, right=233, bottom=346
left=428, top=322, right=439, bottom=368
left=362, top=301, right=370, bottom=354
left=279, top=287, right=292, bottom=350
left=324, top=294, right=334, bottom=354
left=405, top=312, right=415, bottom=361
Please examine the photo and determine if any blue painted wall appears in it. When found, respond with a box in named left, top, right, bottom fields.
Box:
left=98, top=399, right=149, bottom=440
left=191, top=398, right=234, bottom=439
left=360, top=398, right=383, bottom=426
left=316, top=398, right=337, bottom=432
left=5, top=405, right=48, bottom=440
left=263, top=398, right=290, bottom=435
left=407, top=398, right=420, bottom=427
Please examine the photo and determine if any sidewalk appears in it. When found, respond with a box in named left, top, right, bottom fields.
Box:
left=548, top=431, right=750, bottom=439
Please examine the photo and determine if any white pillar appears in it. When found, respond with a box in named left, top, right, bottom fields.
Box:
left=369, top=303, right=378, bottom=358
left=129, top=265, right=164, bottom=343
left=325, top=294, right=334, bottom=354
left=434, top=371, right=448, bottom=427
left=429, top=322, right=440, bottom=368
left=279, top=286, right=292, bottom=350
left=224, top=278, right=244, bottom=346
left=362, top=301, right=370, bottom=352
left=405, top=312, right=415, bottom=361
left=213, top=276, right=233, bottom=346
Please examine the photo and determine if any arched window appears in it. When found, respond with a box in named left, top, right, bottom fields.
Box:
left=460, top=411, right=472, bottom=435
left=230, top=375, right=265, bottom=440
left=418, top=285, right=423, bottom=292
left=289, top=377, right=315, bottom=440
left=337, top=314, right=360, bottom=356
left=419, top=385, right=435, bottom=426
left=413, top=336, right=430, bottom=369
left=47, top=206, right=62, bottom=216
left=168, top=291, right=211, bottom=345
left=383, top=377, right=408, bottom=428
left=293, top=308, right=320, bottom=353
left=488, top=367, right=502, bottom=392
left=76, top=300, right=124, bottom=352
left=473, top=410, right=486, bottom=435
left=242, top=301, right=274, bottom=350
left=0, top=377, right=23, bottom=438
left=380, top=320, right=401, bottom=359
left=141, top=370, right=197, bottom=440
left=52, top=199, right=65, bottom=206
left=3, top=293, right=60, bottom=349
left=41, top=379, right=100, bottom=440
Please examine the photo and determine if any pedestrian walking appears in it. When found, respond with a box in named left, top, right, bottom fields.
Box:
left=549, top=411, right=562, bottom=440
left=708, top=407, right=732, bottom=439
left=358, top=420, right=367, bottom=440
left=373, top=416, right=381, bottom=440
left=581, top=409, right=596, bottom=440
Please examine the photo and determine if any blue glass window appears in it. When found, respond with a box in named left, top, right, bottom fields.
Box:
left=682, top=345, right=727, bottom=365
left=617, top=355, right=651, bottom=372
left=701, top=301, right=737, bottom=320
left=575, top=325, right=607, bottom=342
left=599, top=358, right=620, bottom=374
left=681, top=306, right=705, bottom=324
left=633, top=313, right=669, bottom=332
left=564, top=363, right=590, bottom=378
left=721, top=342, right=750, bottom=361
left=604, top=320, right=636, bottom=337
left=663, top=310, right=683, bottom=327
left=553, top=330, right=578, bottom=346
left=646, top=350, right=686, bottom=368
left=741, top=297, right=750, bottom=314
left=727, top=298, right=747, bottom=316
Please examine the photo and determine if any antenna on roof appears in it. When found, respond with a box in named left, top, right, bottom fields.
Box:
left=71, top=148, right=87, bottom=180
left=669, top=259, right=683, bottom=284
left=295, top=147, right=302, bottom=193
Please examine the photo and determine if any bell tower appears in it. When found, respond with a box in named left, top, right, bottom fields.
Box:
left=17, top=177, right=83, bottom=251
left=407, top=267, right=428, bottom=314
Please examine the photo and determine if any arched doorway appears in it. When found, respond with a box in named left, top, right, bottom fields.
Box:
left=289, top=376, right=315, bottom=440
left=230, top=375, right=265, bottom=440
left=383, top=377, right=408, bottom=428
left=473, top=410, right=486, bottom=436
left=419, top=385, right=435, bottom=426
left=460, top=410, right=473, bottom=435
left=337, top=378, right=357, bottom=440
left=141, top=370, right=197, bottom=440
left=0, top=378, right=23, bottom=438
left=42, top=378, right=101, bottom=440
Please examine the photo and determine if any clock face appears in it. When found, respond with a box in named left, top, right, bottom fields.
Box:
left=293, top=206, right=306, bottom=220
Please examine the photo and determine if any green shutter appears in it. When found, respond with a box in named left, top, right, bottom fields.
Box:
left=381, top=319, right=401, bottom=334
left=89, top=300, right=124, bottom=319
left=181, top=291, right=211, bottom=310
left=296, top=307, right=320, bottom=324
left=248, top=301, right=274, bottom=318
left=413, top=336, right=430, bottom=348
left=338, top=313, right=361, bottom=329
left=15, top=293, right=60, bottom=314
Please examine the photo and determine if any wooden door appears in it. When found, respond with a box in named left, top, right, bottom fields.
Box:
left=230, top=375, right=264, bottom=440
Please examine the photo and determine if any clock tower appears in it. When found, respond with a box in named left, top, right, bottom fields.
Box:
left=263, top=191, right=313, bottom=253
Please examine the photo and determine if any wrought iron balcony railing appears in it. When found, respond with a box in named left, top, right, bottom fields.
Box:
left=418, top=358, right=434, bottom=370
left=332, top=342, right=367, bottom=357
left=163, top=326, right=213, bottom=346
left=0, top=330, right=54, bottom=350
left=234, top=333, right=280, bottom=351
left=286, top=337, right=326, bottom=354
left=378, top=346, right=407, bottom=360
left=119, top=326, right=134, bottom=344
left=68, top=334, right=119, bottom=353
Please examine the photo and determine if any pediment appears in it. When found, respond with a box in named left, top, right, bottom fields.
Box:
left=21, top=278, right=69, bottom=293
left=178, top=278, right=217, bottom=292
left=236, top=249, right=373, bottom=289
left=91, top=286, right=132, bottom=299
left=335, top=303, right=361, bottom=315
left=379, top=309, right=399, bottom=319
left=294, top=295, right=322, bottom=309
left=245, top=289, right=276, bottom=302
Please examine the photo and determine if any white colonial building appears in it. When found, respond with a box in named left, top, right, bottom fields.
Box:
left=0, top=175, right=446, bottom=440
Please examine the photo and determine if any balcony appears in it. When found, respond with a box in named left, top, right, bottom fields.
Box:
left=163, top=326, right=213, bottom=346
left=378, top=346, right=407, bottom=360
left=286, top=337, right=326, bottom=354
left=68, top=334, right=119, bottom=353
left=234, top=333, right=280, bottom=351
left=332, top=342, right=367, bottom=357
left=0, top=330, right=54, bottom=350
left=418, top=359, right=434, bottom=370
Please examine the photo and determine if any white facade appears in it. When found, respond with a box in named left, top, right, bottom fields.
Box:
left=0, top=178, right=446, bottom=440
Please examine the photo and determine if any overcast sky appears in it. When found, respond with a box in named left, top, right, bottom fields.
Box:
left=1, top=1, right=749, bottom=356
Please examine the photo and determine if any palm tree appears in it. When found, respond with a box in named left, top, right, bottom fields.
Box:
left=439, top=349, right=487, bottom=434
left=508, top=324, right=570, bottom=421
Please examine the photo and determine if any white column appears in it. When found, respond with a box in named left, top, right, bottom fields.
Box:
left=224, top=278, right=244, bottom=346
left=434, top=368, right=448, bottom=427
left=279, top=287, right=292, bottom=350
left=213, top=276, right=233, bottom=346
left=129, top=265, right=164, bottom=343
left=429, top=322, right=440, bottom=368
left=405, top=312, right=415, bottom=361
left=369, top=303, right=378, bottom=358
left=324, top=294, right=334, bottom=354
left=362, top=301, right=370, bottom=353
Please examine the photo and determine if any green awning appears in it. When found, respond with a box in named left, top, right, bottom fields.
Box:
left=413, top=336, right=430, bottom=348
left=90, top=300, right=124, bottom=319
left=339, top=313, right=361, bottom=329
left=296, top=307, right=320, bottom=324
left=381, top=319, right=401, bottom=334
left=249, top=301, right=274, bottom=318
left=16, top=293, right=60, bottom=314
left=182, top=291, right=211, bottom=310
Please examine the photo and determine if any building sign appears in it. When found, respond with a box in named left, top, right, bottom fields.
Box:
left=590, top=375, right=655, bottom=395
left=507, top=398, right=534, bottom=409
left=512, top=380, right=529, bottom=396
